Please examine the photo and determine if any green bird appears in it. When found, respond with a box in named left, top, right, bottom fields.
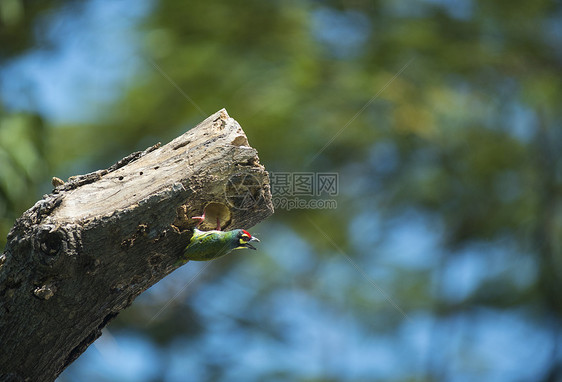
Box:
left=179, top=228, right=260, bottom=263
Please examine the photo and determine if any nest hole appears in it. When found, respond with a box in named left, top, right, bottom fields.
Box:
left=200, top=202, right=231, bottom=230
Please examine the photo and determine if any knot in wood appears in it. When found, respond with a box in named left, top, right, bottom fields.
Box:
left=33, top=225, right=63, bottom=264
left=33, top=283, right=57, bottom=300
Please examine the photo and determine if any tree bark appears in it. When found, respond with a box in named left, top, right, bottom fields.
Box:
left=0, top=109, right=274, bottom=382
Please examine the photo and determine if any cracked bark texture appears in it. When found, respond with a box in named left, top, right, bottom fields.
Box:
left=0, top=109, right=273, bottom=382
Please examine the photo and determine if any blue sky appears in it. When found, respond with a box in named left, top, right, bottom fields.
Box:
left=1, top=0, right=150, bottom=124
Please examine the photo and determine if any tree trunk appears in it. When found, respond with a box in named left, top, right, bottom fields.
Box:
left=0, top=109, right=274, bottom=382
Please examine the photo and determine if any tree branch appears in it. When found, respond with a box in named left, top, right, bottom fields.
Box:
left=0, top=109, right=274, bottom=382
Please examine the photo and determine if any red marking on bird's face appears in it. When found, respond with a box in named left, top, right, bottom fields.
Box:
left=242, top=230, right=252, bottom=238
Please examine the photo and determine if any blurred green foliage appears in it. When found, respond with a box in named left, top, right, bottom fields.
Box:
left=1, top=0, right=562, bottom=381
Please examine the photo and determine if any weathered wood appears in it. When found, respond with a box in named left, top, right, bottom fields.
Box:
left=0, top=109, right=273, bottom=382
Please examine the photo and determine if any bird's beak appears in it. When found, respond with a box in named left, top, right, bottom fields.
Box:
left=244, top=236, right=260, bottom=250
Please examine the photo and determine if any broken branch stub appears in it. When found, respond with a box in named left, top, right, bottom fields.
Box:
left=0, top=109, right=273, bottom=382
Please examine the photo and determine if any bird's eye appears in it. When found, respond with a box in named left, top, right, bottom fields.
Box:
left=241, top=234, right=250, bottom=242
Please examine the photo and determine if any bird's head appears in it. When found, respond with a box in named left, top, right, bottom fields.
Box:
left=234, top=229, right=260, bottom=250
